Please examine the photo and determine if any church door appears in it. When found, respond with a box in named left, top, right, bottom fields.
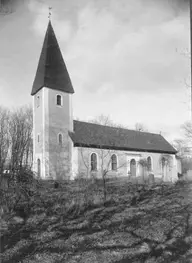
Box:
left=130, top=159, right=136, bottom=177
left=37, top=159, right=41, bottom=177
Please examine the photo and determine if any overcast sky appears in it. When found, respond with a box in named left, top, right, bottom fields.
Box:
left=0, top=0, right=190, bottom=141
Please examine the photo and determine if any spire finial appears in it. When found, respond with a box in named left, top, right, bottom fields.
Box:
left=48, top=6, right=52, bottom=20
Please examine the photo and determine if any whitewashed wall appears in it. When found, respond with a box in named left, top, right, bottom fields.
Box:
left=72, top=146, right=178, bottom=182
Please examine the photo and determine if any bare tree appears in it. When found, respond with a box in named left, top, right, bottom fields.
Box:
left=182, top=121, right=192, bottom=141
left=0, top=105, right=33, bottom=196
left=0, top=0, right=45, bottom=16
left=172, top=138, right=191, bottom=158
left=80, top=147, right=127, bottom=202
left=0, top=106, right=10, bottom=174
left=9, top=105, right=33, bottom=171
left=89, top=114, right=129, bottom=129
left=135, top=122, right=148, bottom=132
left=79, top=115, right=127, bottom=202
left=179, top=121, right=192, bottom=158
left=0, top=0, right=15, bottom=15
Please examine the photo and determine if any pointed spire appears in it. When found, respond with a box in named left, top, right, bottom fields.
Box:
left=31, top=20, right=74, bottom=96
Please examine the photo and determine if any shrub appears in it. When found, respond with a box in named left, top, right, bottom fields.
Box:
left=54, top=181, right=59, bottom=189
left=177, top=173, right=183, bottom=179
left=175, top=180, right=187, bottom=187
left=0, top=168, right=42, bottom=219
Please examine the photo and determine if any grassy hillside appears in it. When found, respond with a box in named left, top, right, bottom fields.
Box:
left=1, top=179, right=192, bottom=263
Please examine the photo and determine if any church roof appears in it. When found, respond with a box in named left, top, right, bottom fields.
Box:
left=69, top=120, right=177, bottom=154
left=31, top=21, right=74, bottom=95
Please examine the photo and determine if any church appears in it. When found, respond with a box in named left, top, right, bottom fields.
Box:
left=31, top=20, right=181, bottom=183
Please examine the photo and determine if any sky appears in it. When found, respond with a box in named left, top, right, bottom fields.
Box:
left=0, top=0, right=191, bottom=142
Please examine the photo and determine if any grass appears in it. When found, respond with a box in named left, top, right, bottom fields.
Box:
left=1, top=179, right=192, bottom=263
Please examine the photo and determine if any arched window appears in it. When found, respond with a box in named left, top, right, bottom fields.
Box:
left=147, top=156, right=152, bottom=171
left=37, top=96, right=40, bottom=108
left=58, top=133, right=62, bottom=145
left=37, top=159, right=41, bottom=177
left=162, top=157, right=166, bottom=168
left=111, top=154, right=117, bottom=171
left=91, top=153, right=97, bottom=171
left=56, top=95, right=62, bottom=106
left=130, top=159, right=136, bottom=177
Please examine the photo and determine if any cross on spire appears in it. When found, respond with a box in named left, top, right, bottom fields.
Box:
left=48, top=7, right=52, bottom=20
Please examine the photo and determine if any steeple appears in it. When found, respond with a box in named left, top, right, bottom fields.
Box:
left=31, top=20, right=74, bottom=95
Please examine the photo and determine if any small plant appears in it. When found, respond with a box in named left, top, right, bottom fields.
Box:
left=0, top=167, right=42, bottom=222
left=159, top=154, right=172, bottom=168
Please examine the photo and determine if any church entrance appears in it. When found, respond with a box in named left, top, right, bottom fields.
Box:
left=37, top=159, right=41, bottom=177
left=130, top=159, right=136, bottom=177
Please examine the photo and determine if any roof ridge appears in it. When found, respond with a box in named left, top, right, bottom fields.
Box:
left=43, top=22, right=49, bottom=89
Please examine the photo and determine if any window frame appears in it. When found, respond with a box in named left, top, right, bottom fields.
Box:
left=90, top=152, right=97, bottom=171
left=56, top=94, right=62, bottom=106
left=111, top=154, right=117, bottom=171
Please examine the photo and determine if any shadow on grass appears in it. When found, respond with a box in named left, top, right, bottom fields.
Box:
left=1, top=181, right=192, bottom=263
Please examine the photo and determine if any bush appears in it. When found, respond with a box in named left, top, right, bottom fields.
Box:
left=54, top=181, right=59, bottom=189
left=175, top=180, right=187, bottom=187
left=0, top=168, right=42, bottom=219
left=177, top=173, right=183, bottom=179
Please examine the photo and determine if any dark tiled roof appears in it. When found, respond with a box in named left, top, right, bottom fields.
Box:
left=31, top=21, right=74, bottom=95
left=69, top=120, right=177, bottom=154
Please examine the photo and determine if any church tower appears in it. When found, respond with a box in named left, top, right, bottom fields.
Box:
left=31, top=20, right=74, bottom=180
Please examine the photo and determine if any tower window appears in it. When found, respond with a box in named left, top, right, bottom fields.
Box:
left=56, top=95, right=62, bottom=106
left=37, top=96, right=40, bottom=108
left=58, top=133, right=63, bottom=145
left=37, top=134, right=40, bottom=143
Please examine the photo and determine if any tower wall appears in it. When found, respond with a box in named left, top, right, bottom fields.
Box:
left=33, top=87, right=73, bottom=180
left=33, top=89, right=45, bottom=178
left=47, top=88, right=73, bottom=179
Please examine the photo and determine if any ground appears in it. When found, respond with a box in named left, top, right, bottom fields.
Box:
left=1, top=179, right=192, bottom=263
